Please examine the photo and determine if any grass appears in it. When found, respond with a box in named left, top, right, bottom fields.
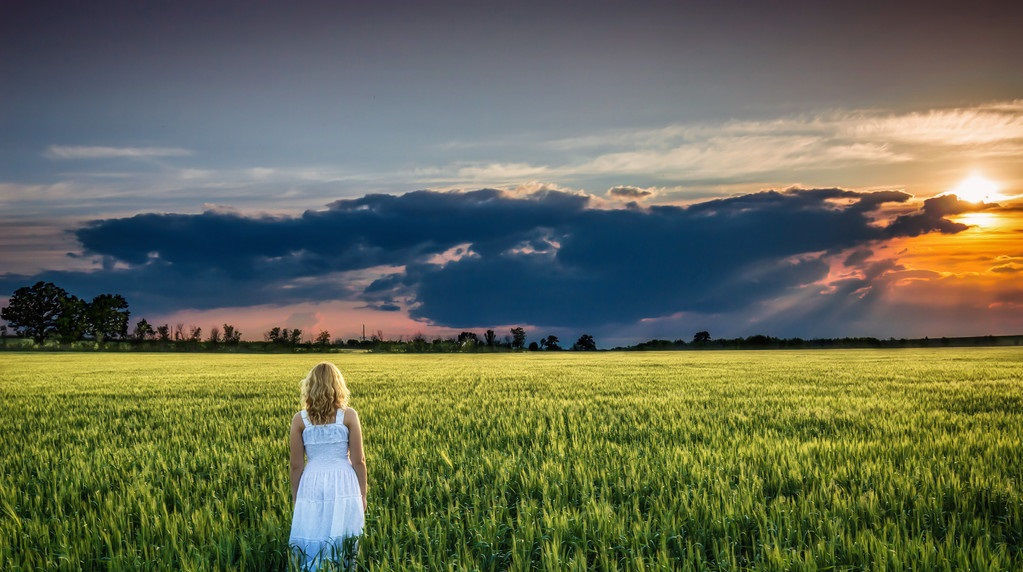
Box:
left=1, top=348, right=1021, bottom=570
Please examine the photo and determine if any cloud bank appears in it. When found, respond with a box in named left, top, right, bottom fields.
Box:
left=0, top=187, right=999, bottom=335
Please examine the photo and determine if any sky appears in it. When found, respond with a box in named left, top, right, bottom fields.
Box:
left=2, top=0, right=1022, bottom=346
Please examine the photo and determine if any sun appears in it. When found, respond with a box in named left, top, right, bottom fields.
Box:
left=947, top=174, right=1003, bottom=204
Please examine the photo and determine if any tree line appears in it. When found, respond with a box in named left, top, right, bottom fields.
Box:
left=7, top=282, right=1014, bottom=352
left=0, top=282, right=599, bottom=352
left=614, top=332, right=1021, bottom=350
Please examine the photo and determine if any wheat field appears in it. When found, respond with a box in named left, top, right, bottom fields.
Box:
left=1, top=348, right=1020, bottom=570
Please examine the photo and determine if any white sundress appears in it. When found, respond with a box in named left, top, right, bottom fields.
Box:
left=289, top=408, right=365, bottom=570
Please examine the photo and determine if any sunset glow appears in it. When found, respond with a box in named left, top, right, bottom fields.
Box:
left=955, top=212, right=1001, bottom=229
left=947, top=174, right=1004, bottom=204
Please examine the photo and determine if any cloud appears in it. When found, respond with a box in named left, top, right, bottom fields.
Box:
left=0, top=187, right=995, bottom=336
left=548, top=100, right=1023, bottom=152
left=420, top=100, right=1022, bottom=188
left=45, top=145, right=193, bottom=160
left=843, top=248, right=873, bottom=267
left=840, top=101, right=1023, bottom=146
left=455, top=162, right=552, bottom=181
left=884, top=193, right=996, bottom=237
left=607, top=186, right=653, bottom=199
left=546, top=135, right=910, bottom=181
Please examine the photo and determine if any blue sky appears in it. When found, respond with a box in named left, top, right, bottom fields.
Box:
left=2, top=1, right=1023, bottom=345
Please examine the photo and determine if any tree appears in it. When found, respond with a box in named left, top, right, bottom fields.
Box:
left=288, top=329, right=303, bottom=345
left=174, top=323, right=185, bottom=341
left=133, top=319, right=155, bottom=341
left=745, top=334, right=771, bottom=347
left=265, top=327, right=282, bottom=344
left=55, top=294, right=89, bottom=343
left=222, top=324, right=241, bottom=344
left=156, top=324, right=171, bottom=341
left=207, top=326, right=221, bottom=344
left=484, top=329, right=497, bottom=347
left=315, top=330, right=331, bottom=347
left=457, top=331, right=479, bottom=346
left=539, top=335, right=561, bottom=351
left=693, top=331, right=711, bottom=344
left=88, top=294, right=130, bottom=342
left=510, top=327, right=527, bottom=350
left=572, top=334, right=597, bottom=351
left=527, top=341, right=539, bottom=351
left=188, top=325, right=202, bottom=342
left=1, top=281, right=69, bottom=343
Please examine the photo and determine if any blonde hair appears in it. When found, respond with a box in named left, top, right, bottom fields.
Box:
left=300, top=362, right=351, bottom=425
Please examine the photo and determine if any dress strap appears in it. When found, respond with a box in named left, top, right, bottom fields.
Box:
left=335, top=408, right=346, bottom=425
left=299, top=409, right=311, bottom=426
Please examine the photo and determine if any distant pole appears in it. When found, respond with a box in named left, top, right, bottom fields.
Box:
left=362, top=324, right=365, bottom=341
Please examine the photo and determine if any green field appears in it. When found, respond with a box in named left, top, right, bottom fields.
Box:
left=1, top=349, right=1021, bottom=570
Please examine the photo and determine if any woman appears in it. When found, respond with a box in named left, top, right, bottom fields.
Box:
left=289, top=362, right=368, bottom=570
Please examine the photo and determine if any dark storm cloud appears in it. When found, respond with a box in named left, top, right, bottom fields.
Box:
left=0, top=188, right=989, bottom=327
left=74, top=188, right=588, bottom=274
left=884, top=194, right=997, bottom=237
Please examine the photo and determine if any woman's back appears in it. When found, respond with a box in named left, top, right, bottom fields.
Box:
left=290, top=407, right=364, bottom=570
left=300, top=408, right=350, bottom=465
left=289, top=361, right=367, bottom=570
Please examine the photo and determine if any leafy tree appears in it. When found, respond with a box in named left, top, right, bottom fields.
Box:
left=265, top=327, right=282, bottom=344
left=572, top=334, right=597, bottom=351
left=315, top=330, right=331, bottom=347
left=174, top=323, right=185, bottom=341
left=527, top=341, right=539, bottom=351
left=539, top=335, right=561, bottom=351
left=510, top=327, right=526, bottom=350
left=693, top=331, right=711, bottom=344
left=133, top=319, right=155, bottom=341
left=207, top=326, right=221, bottom=344
left=222, top=324, right=241, bottom=344
left=288, top=329, right=303, bottom=345
left=88, top=294, right=130, bottom=342
left=1, top=281, right=68, bottom=343
left=156, top=324, right=171, bottom=341
left=188, top=325, right=202, bottom=342
left=484, top=329, right=496, bottom=347
left=457, top=331, right=479, bottom=346
left=745, top=334, right=772, bottom=347
left=55, top=295, right=89, bottom=343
